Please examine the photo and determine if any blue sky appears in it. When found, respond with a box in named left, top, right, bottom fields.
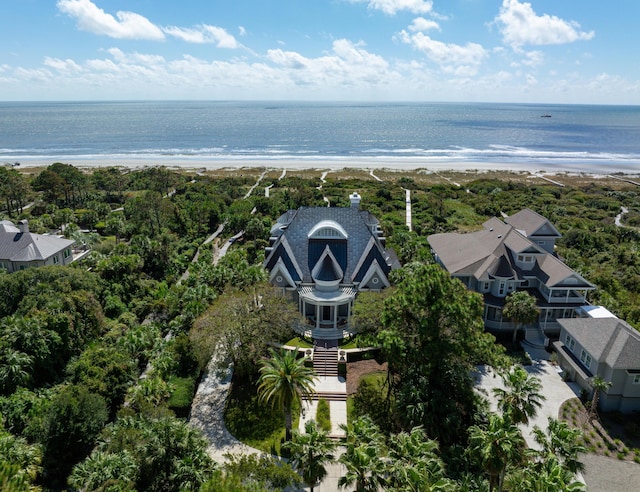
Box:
left=1, top=0, right=638, bottom=103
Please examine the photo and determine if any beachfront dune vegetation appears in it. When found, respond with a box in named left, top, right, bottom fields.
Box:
left=0, top=163, right=637, bottom=489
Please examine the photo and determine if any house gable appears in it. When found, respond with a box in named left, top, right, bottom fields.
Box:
left=358, top=259, right=391, bottom=290
left=269, top=257, right=297, bottom=288
left=264, top=237, right=303, bottom=283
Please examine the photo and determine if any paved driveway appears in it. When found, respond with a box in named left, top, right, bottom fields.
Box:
left=475, top=358, right=640, bottom=491
left=475, top=359, right=581, bottom=449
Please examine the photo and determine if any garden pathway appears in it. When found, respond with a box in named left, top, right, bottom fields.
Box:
left=189, top=356, right=259, bottom=463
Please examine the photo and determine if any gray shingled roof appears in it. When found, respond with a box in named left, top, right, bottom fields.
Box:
left=267, top=206, right=386, bottom=283
left=0, top=221, right=75, bottom=262
left=559, top=318, right=640, bottom=370
left=504, top=208, right=562, bottom=238
left=428, top=212, right=594, bottom=288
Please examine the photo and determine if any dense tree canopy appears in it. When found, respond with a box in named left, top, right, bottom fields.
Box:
left=190, top=283, right=302, bottom=376
left=378, top=262, right=504, bottom=446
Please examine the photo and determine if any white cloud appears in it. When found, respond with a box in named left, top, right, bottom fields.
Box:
left=521, top=50, right=543, bottom=67
left=495, top=0, right=594, bottom=49
left=267, top=39, right=390, bottom=86
left=44, top=57, right=83, bottom=72
left=349, top=0, right=433, bottom=15
left=408, top=17, right=440, bottom=32
left=57, top=0, right=165, bottom=40
left=397, top=31, right=487, bottom=76
left=163, top=25, right=240, bottom=48
left=238, top=26, right=246, bottom=37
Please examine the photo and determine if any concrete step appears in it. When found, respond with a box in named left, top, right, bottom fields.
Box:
left=313, top=348, right=339, bottom=377
left=305, top=392, right=347, bottom=402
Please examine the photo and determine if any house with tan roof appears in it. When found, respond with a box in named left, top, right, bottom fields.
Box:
left=555, top=316, right=640, bottom=413
left=264, top=192, right=400, bottom=340
left=428, top=209, right=595, bottom=345
left=0, top=219, right=75, bottom=272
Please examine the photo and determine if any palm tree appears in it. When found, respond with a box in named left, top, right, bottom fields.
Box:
left=68, top=450, right=138, bottom=491
left=284, top=420, right=337, bottom=491
left=385, top=427, right=456, bottom=491
left=0, top=349, right=33, bottom=394
left=468, top=413, right=526, bottom=492
left=493, top=366, right=545, bottom=425
left=502, top=291, right=540, bottom=344
left=532, top=417, right=586, bottom=474
left=338, top=416, right=387, bottom=492
left=258, top=348, right=316, bottom=441
left=589, top=375, right=612, bottom=419
left=507, top=455, right=586, bottom=492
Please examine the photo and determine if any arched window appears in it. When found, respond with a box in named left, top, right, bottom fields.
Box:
left=308, top=220, right=348, bottom=240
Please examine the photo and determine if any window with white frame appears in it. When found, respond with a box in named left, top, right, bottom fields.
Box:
left=634, top=374, right=640, bottom=385
left=483, top=281, right=489, bottom=291
left=498, top=281, right=506, bottom=295
left=580, top=349, right=592, bottom=369
left=64, top=248, right=71, bottom=258
left=53, top=255, right=59, bottom=264
left=565, top=333, right=575, bottom=351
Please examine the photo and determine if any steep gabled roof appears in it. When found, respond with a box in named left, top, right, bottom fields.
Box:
left=559, top=318, right=640, bottom=370
left=504, top=208, right=562, bottom=239
left=264, top=205, right=392, bottom=283
left=428, top=210, right=594, bottom=290
left=533, top=254, right=593, bottom=288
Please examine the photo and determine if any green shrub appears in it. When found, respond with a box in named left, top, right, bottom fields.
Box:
left=167, top=376, right=197, bottom=417
left=316, top=399, right=331, bottom=433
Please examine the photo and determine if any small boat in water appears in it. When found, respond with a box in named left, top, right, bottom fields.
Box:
left=541, top=114, right=552, bottom=118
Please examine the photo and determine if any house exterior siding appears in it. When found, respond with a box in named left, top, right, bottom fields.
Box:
left=555, top=317, right=640, bottom=413
left=428, top=209, right=594, bottom=341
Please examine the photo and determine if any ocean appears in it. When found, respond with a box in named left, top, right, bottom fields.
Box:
left=1, top=101, right=640, bottom=172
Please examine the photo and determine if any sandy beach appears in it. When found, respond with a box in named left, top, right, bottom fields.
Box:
left=12, top=156, right=640, bottom=177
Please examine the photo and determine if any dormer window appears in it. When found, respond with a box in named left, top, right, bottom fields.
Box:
left=308, top=220, right=348, bottom=240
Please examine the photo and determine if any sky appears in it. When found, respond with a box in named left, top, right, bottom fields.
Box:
left=1, top=0, right=639, bottom=104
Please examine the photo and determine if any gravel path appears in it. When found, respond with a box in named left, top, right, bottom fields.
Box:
left=188, top=357, right=259, bottom=463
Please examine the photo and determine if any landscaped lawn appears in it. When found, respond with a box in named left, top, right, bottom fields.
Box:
left=560, top=398, right=640, bottom=463
left=346, top=369, right=388, bottom=425
left=283, top=336, right=313, bottom=349
left=224, top=375, right=300, bottom=456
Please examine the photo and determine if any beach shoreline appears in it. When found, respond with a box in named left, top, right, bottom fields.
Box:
left=10, top=156, right=640, bottom=177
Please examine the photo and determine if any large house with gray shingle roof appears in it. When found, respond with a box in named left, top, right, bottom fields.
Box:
left=0, top=219, right=75, bottom=272
left=264, top=193, right=399, bottom=338
left=555, top=316, right=640, bottom=413
left=428, top=209, right=595, bottom=344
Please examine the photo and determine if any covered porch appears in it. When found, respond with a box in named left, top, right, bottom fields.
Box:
left=298, top=285, right=356, bottom=330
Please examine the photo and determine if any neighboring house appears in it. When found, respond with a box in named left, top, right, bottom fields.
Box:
left=0, top=219, right=75, bottom=272
left=555, top=316, right=640, bottom=413
left=427, top=209, right=595, bottom=342
left=263, top=192, right=399, bottom=338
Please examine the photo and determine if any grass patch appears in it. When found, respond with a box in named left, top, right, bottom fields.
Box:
left=348, top=370, right=391, bottom=432
left=167, top=375, right=197, bottom=418
left=284, top=337, right=313, bottom=349
left=225, top=375, right=299, bottom=455
left=316, top=399, right=331, bottom=432
left=360, top=371, right=388, bottom=387
left=339, top=338, right=359, bottom=350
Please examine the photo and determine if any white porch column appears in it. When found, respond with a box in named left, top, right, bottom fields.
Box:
left=316, top=304, right=320, bottom=328
left=333, top=304, right=338, bottom=329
